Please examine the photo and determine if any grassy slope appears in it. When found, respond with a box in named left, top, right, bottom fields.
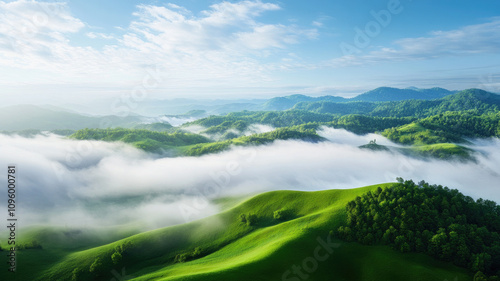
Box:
left=17, top=184, right=471, bottom=281
left=0, top=224, right=146, bottom=281
left=407, top=143, right=475, bottom=160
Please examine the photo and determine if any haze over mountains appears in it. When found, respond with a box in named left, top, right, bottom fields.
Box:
left=0, top=87, right=478, bottom=131
left=1, top=86, right=500, bottom=281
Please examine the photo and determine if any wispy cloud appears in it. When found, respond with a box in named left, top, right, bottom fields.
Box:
left=329, top=18, right=500, bottom=67
left=0, top=0, right=317, bottom=87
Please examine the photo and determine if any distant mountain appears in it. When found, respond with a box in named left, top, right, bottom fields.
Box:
left=0, top=105, right=145, bottom=131
left=261, top=94, right=348, bottom=111
left=350, top=87, right=455, bottom=102
left=293, top=89, right=500, bottom=117
left=257, top=87, right=456, bottom=111
left=442, top=88, right=500, bottom=107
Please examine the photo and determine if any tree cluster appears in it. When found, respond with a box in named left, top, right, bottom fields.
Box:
left=336, top=179, right=500, bottom=278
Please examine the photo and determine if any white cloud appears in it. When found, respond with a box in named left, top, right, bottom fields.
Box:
left=86, top=32, right=115, bottom=40
left=312, top=21, right=323, bottom=27
left=330, top=18, right=500, bottom=67
left=0, top=0, right=317, bottom=89
left=1, top=131, right=499, bottom=230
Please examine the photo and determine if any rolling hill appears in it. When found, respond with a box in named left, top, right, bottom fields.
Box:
left=351, top=87, right=455, bottom=102
left=1, top=183, right=474, bottom=281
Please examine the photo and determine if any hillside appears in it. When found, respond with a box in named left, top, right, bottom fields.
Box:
left=70, top=128, right=211, bottom=153
left=0, top=105, right=144, bottom=131
left=293, top=89, right=500, bottom=117
left=2, top=183, right=474, bottom=281
left=182, top=126, right=324, bottom=156
left=351, top=87, right=455, bottom=102
left=260, top=87, right=455, bottom=111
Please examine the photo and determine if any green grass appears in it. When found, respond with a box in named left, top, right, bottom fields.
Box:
left=0, top=183, right=472, bottom=281
left=404, top=143, right=474, bottom=161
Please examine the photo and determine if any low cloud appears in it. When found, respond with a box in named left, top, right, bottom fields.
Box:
left=244, top=124, right=275, bottom=135
left=143, top=116, right=201, bottom=127
left=1, top=131, right=499, bottom=232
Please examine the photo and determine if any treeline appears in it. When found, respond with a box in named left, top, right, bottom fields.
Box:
left=294, top=89, right=500, bottom=118
left=327, top=115, right=415, bottom=134
left=336, top=179, right=500, bottom=279
left=184, top=126, right=323, bottom=156
left=383, top=111, right=500, bottom=145
left=70, top=128, right=210, bottom=152
left=186, top=110, right=415, bottom=138
left=185, top=110, right=335, bottom=136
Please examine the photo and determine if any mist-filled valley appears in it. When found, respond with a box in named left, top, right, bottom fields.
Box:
left=1, top=127, right=499, bottom=230
left=2, top=86, right=500, bottom=281
left=2, top=1, right=500, bottom=278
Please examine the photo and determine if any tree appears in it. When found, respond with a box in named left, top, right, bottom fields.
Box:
left=239, top=213, right=247, bottom=224
left=89, top=258, right=103, bottom=273
left=246, top=213, right=257, bottom=226
left=472, top=253, right=492, bottom=273
left=474, top=271, right=488, bottom=281
left=111, top=252, right=122, bottom=265
left=71, top=268, right=83, bottom=281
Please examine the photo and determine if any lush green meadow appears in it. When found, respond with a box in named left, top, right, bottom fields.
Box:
left=1, top=184, right=474, bottom=281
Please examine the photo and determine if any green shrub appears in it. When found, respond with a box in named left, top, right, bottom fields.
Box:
left=111, top=252, right=122, bottom=265
left=273, top=208, right=291, bottom=221
left=89, top=258, right=103, bottom=273
left=246, top=213, right=257, bottom=226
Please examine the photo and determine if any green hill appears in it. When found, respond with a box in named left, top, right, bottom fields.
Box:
left=294, top=89, right=500, bottom=118
left=132, top=122, right=174, bottom=132
left=351, top=87, right=454, bottom=102
left=70, top=128, right=211, bottom=153
left=182, top=126, right=323, bottom=156
left=1, top=183, right=475, bottom=281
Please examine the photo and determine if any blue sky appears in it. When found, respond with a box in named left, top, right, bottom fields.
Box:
left=0, top=0, right=499, bottom=104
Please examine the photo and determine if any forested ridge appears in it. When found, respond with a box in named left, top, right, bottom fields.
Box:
left=70, top=128, right=210, bottom=152
left=67, top=89, right=500, bottom=159
left=336, top=179, right=500, bottom=280
left=294, top=89, right=500, bottom=118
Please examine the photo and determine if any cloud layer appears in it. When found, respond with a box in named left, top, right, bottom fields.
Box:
left=1, top=129, right=499, bottom=231
left=0, top=0, right=316, bottom=87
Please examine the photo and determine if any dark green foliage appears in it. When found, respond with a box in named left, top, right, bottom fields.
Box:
left=328, top=115, right=415, bottom=134
left=295, top=89, right=500, bottom=118
left=474, top=271, right=488, bottom=281
left=238, top=212, right=258, bottom=226
left=89, top=258, right=103, bottom=273
left=187, top=110, right=335, bottom=133
left=337, top=180, right=500, bottom=278
left=16, top=240, right=43, bottom=250
left=239, top=213, right=247, bottom=224
left=71, top=268, right=83, bottom=281
left=383, top=111, right=500, bottom=145
left=184, top=126, right=323, bottom=156
left=111, top=252, right=122, bottom=265
left=174, top=247, right=204, bottom=263
left=273, top=208, right=291, bottom=221
left=246, top=213, right=257, bottom=226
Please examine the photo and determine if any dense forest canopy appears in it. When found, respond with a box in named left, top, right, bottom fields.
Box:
left=336, top=179, right=500, bottom=279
